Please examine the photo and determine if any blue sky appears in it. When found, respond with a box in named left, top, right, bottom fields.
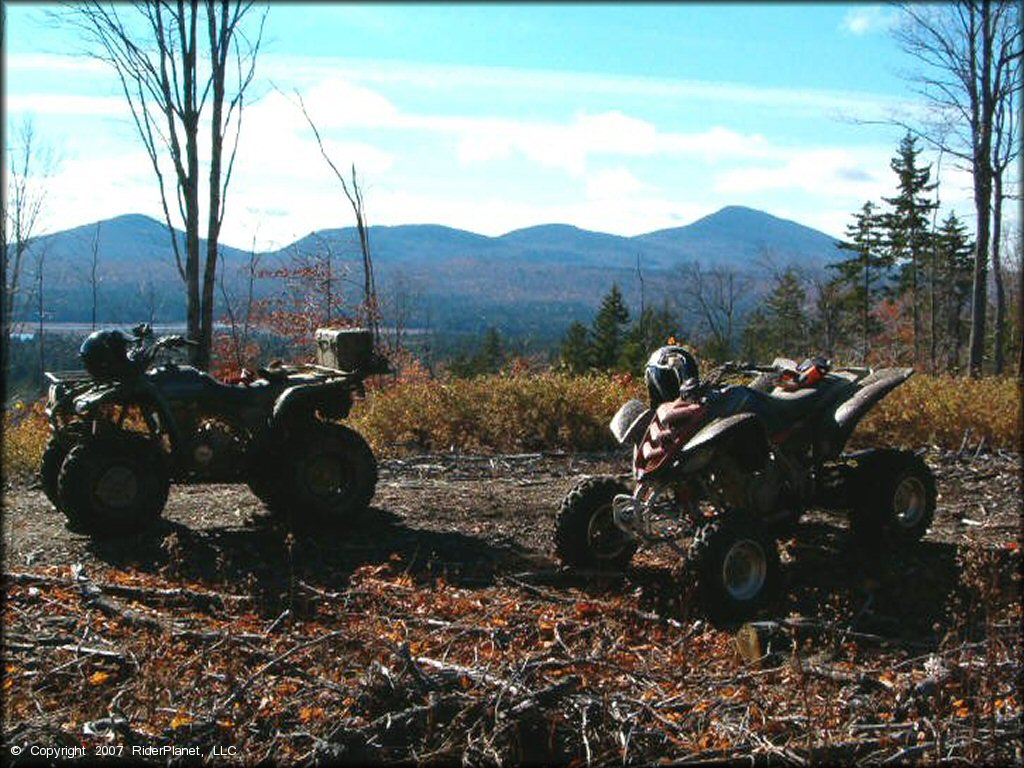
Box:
left=3, top=3, right=982, bottom=250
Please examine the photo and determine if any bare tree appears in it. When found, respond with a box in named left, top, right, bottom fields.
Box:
left=218, top=237, right=260, bottom=372
left=293, top=92, right=380, bottom=342
left=989, top=43, right=1021, bottom=373
left=63, top=1, right=266, bottom=370
left=2, top=120, right=53, bottom=380
left=683, top=262, right=747, bottom=361
left=892, top=1, right=1022, bottom=376
left=88, top=222, right=102, bottom=329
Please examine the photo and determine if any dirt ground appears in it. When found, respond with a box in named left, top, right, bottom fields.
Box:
left=3, top=449, right=1021, bottom=609
left=2, top=448, right=1022, bottom=764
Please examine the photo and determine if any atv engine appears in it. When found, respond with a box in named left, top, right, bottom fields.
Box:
left=187, top=419, right=247, bottom=480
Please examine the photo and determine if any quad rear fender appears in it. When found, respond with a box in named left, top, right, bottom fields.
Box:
left=272, top=379, right=356, bottom=425
left=818, top=367, right=913, bottom=459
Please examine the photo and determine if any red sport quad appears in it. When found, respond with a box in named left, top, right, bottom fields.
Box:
left=554, top=346, right=936, bottom=619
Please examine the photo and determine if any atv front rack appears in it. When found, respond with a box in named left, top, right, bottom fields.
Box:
left=44, top=370, right=93, bottom=385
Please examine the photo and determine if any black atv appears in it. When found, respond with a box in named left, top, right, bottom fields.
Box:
left=41, top=323, right=387, bottom=537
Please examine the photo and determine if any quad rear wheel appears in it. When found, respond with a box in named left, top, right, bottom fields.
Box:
left=850, top=449, right=936, bottom=545
left=554, top=476, right=637, bottom=570
left=264, top=422, right=378, bottom=528
left=57, top=432, right=169, bottom=537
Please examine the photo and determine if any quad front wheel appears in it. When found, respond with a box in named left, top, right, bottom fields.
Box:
left=688, top=515, right=781, bottom=621
left=57, top=432, right=169, bottom=537
left=554, top=476, right=637, bottom=570
left=40, top=436, right=69, bottom=511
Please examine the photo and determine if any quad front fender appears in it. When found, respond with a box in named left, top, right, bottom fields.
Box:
left=679, top=413, right=769, bottom=473
left=609, top=399, right=653, bottom=447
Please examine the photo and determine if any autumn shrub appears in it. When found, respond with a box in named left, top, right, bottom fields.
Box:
left=350, top=371, right=644, bottom=455
left=353, top=371, right=1019, bottom=457
left=853, top=374, right=1021, bottom=451
left=2, top=373, right=1018, bottom=479
left=3, top=401, right=50, bottom=479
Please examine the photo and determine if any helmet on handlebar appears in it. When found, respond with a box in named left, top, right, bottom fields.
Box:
left=645, top=345, right=699, bottom=406
left=80, top=329, right=140, bottom=381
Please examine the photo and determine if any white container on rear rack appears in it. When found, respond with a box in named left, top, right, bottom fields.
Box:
left=314, top=328, right=374, bottom=372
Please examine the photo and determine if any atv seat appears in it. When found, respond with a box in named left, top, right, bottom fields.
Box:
left=741, top=382, right=838, bottom=435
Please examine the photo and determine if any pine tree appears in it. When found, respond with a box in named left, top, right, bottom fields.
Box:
left=474, top=326, right=504, bottom=373
left=619, top=304, right=677, bottom=373
left=590, top=284, right=630, bottom=370
left=881, top=133, right=937, bottom=365
left=832, top=201, right=889, bottom=363
left=934, top=211, right=974, bottom=372
left=742, top=269, right=809, bottom=361
left=560, top=321, right=590, bottom=375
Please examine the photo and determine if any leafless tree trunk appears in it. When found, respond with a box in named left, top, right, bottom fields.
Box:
left=893, top=1, right=1021, bottom=376
left=990, top=45, right=1020, bottom=374
left=294, top=93, right=380, bottom=343
left=218, top=244, right=258, bottom=372
left=88, top=222, right=102, bottom=329
left=64, top=1, right=265, bottom=371
left=684, top=263, right=745, bottom=361
left=2, top=120, right=52, bottom=381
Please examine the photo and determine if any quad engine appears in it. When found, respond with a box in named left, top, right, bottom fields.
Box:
left=186, top=419, right=247, bottom=480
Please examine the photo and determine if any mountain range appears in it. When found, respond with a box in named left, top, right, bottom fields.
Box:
left=15, top=206, right=841, bottom=340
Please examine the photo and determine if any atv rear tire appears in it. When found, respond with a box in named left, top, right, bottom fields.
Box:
left=688, top=515, right=781, bottom=621
left=850, top=449, right=936, bottom=545
left=57, top=432, right=169, bottom=537
left=554, top=476, right=637, bottom=570
left=268, top=423, right=377, bottom=528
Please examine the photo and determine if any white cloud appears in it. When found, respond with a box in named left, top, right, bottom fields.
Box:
left=585, top=168, right=648, bottom=201
left=5, top=93, right=126, bottom=117
left=842, top=6, right=897, bottom=36
left=262, top=54, right=918, bottom=119
left=712, top=148, right=891, bottom=199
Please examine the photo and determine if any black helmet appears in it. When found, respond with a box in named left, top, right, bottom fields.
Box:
left=80, top=329, right=135, bottom=380
left=645, top=345, right=699, bottom=405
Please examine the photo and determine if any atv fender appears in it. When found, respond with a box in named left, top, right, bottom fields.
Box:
left=679, top=413, right=769, bottom=473
left=609, top=399, right=653, bottom=447
left=820, top=368, right=913, bottom=458
left=272, top=379, right=355, bottom=424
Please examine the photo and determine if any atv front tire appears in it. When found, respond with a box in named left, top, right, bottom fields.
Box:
left=268, top=423, right=377, bottom=527
left=40, top=437, right=69, bottom=510
left=688, top=515, right=781, bottom=621
left=554, top=476, right=637, bottom=570
left=57, top=433, right=169, bottom=537
left=850, top=449, right=936, bottom=545
left=40, top=426, right=92, bottom=511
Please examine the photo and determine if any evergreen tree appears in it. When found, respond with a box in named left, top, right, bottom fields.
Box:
left=560, top=321, right=590, bottom=374
left=934, top=211, right=974, bottom=372
left=619, top=304, right=677, bottom=372
left=589, top=284, right=630, bottom=370
left=742, top=268, right=809, bottom=361
left=448, top=326, right=505, bottom=377
left=832, top=201, right=889, bottom=363
left=881, top=133, right=938, bottom=365
left=474, top=326, right=504, bottom=373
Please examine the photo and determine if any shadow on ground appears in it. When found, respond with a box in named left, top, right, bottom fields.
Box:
left=85, top=505, right=543, bottom=617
